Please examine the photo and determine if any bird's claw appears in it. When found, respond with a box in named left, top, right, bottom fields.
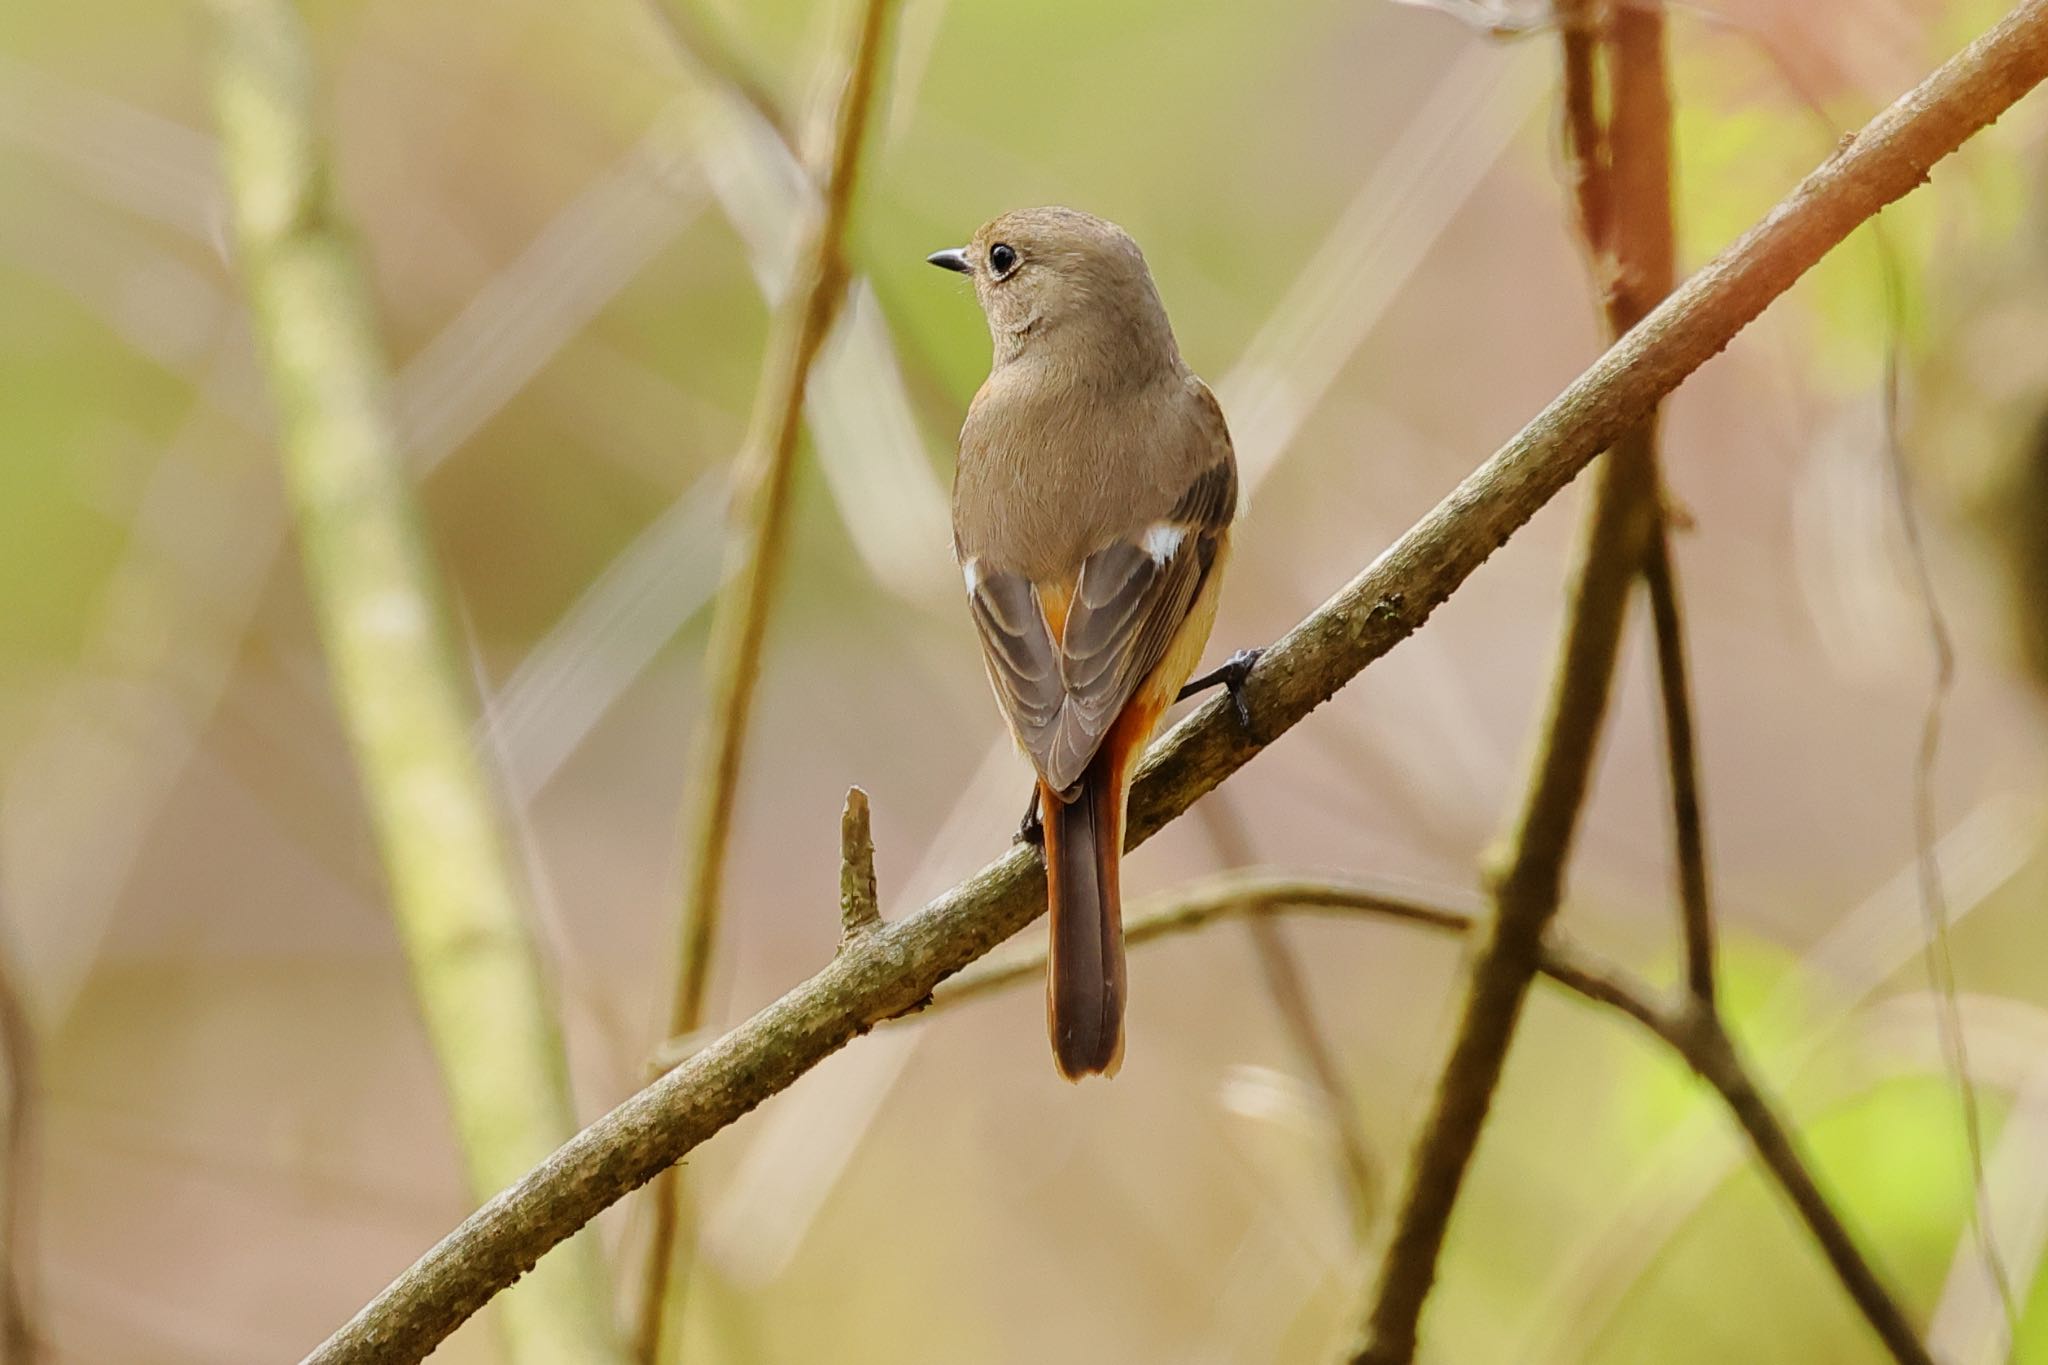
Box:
left=1014, top=786, right=1044, bottom=846
left=1178, top=647, right=1264, bottom=730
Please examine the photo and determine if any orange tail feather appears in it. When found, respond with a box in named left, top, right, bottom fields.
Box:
left=1041, top=732, right=1137, bottom=1080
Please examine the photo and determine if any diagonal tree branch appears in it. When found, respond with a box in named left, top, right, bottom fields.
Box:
left=298, top=7, right=2048, bottom=1359
left=640, top=0, right=901, bottom=1357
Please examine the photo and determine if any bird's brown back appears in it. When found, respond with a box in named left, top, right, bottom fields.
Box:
left=953, top=362, right=1232, bottom=583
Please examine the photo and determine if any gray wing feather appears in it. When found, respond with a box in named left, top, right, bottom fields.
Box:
left=967, top=460, right=1233, bottom=795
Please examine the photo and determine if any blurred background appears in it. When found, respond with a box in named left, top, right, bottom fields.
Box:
left=5, top=0, right=2048, bottom=1360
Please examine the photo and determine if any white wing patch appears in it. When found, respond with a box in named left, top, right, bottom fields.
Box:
left=1141, top=524, right=1185, bottom=563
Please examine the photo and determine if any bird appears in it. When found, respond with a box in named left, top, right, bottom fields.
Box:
left=929, top=206, right=1251, bottom=1080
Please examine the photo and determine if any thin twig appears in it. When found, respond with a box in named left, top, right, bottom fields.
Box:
left=1671, top=1008, right=1937, bottom=1364
left=931, top=872, right=1475, bottom=1009
left=1643, top=523, right=1715, bottom=1003
left=1528, top=962, right=1936, bottom=1365
left=298, top=14, right=2048, bottom=1355
left=1610, top=0, right=1714, bottom=1009
left=917, top=868, right=1564, bottom=1002
left=208, top=4, right=624, bottom=1361
left=914, top=866, right=1671, bottom=1032
left=839, top=787, right=881, bottom=942
left=1878, top=245, right=2019, bottom=1340
left=640, top=0, right=900, bottom=1356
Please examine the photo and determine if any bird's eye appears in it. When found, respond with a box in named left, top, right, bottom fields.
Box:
left=988, top=243, right=1018, bottom=277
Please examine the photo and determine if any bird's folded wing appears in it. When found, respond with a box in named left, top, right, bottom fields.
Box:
left=967, top=459, right=1236, bottom=795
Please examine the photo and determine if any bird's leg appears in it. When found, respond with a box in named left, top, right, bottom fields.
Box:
left=1177, top=647, right=1263, bottom=730
left=1014, top=784, right=1044, bottom=846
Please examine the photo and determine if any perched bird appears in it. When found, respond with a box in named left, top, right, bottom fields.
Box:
left=929, top=207, right=1249, bottom=1080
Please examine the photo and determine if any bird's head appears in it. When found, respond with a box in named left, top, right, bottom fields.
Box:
left=928, top=206, right=1177, bottom=371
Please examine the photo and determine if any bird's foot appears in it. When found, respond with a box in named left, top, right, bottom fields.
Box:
left=1014, top=785, right=1044, bottom=846
left=1177, top=647, right=1264, bottom=730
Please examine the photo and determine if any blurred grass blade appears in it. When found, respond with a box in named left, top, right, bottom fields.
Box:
left=882, top=0, right=950, bottom=144
left=1216, top=39, right=1545, bottom=485
left=1928, top=1010, right=2048, bottom=1363
left=488, top=471, right=727, bottom=800
left=0, top=57, right=221, bottom=239
left=804, top=282, right=953, bottom=604
left=396, top=105, right=712, bottom=473
left=678, top=52, right=955, bottom=606
left=0, top=346, right=273, bottom=1028
left=700, top=1028, right=923, bottom=1282
left=208, top=3, right=621, bottom=1360
left=1385, top=0, right=1549, bottom=38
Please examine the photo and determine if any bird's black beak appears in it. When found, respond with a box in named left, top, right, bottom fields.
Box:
left=926, top=247, right=972, bottom=274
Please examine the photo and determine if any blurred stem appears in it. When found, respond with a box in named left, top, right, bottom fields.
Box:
left=209, top=4, right=621, bottom=1362
left=301, top=8, right=2048, bottom=1354
left=1558, top=1, right=1609, bottom=256
left=641, top=0, right=899, bottom=1358
left=644, top=0, right=796, bottom=149
left=1199, top=800, right=1380, bottom=1236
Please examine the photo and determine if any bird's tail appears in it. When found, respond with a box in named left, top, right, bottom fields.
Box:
left=1041, top=746, right=1129, bottom=1080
